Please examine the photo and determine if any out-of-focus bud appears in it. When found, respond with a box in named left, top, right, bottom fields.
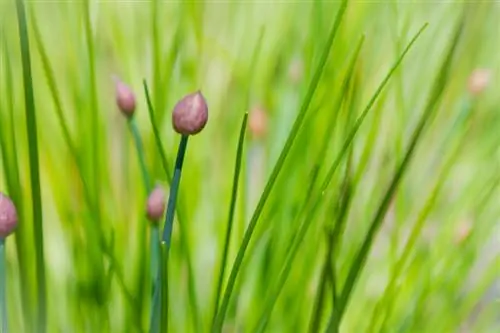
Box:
left=146, top=186, right=166, bottom=223
left=114, top=76, right=136, bottom=118
left=172, top=91, right=208, bottom=135
left=249, top=106, right=268, bottom=140
left=468, top=68, right=491, bottom=96
left=455, top=219, right=473, bottom=244
left=288, top=57, right=304, bottom=85
left=0, top=192, right=18, bottom=238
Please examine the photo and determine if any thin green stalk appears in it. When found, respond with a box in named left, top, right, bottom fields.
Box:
left=309, top=230, right=335, bottom=333
left=144, top=80, right=200, bottom=331
left=83, top=0, right=101, bottom=210
left=143, top=80, right=172, bottom=183
left=150, top=135, right=189, bottom=333
left=329, top=17, right=464, bottom=331
left=0, top=239, right=6, bottom=333
left=14, top=1, right=47, bottom=331
left=212, top=2, right=350, bottom=329
left=211, top=113, right=249, bottom=328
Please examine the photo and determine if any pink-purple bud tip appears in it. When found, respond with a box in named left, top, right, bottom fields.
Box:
left=146, top=186, right=166, bottom=222
left=0, top=192, right=18, bottom=238
left=172, top=91, right=208, bottom=135
left=114, top=77, right=136, bottom=118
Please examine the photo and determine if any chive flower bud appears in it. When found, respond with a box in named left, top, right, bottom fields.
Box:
left=0, top=193, right=18, bottom=238
left=468, top=68, right=491, bottom=96
left=172, top=91, right=208, bottom=135
left=114, top=77, right=136, bottom=118
left=249, top=106, right=268, bottom=140
left=146, top=186, right=166, bottom=222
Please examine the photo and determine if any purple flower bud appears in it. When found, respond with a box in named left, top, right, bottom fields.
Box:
left=114, top=76, right=136, bottom=118
left=172, top=91, right=208, bottom=135
left=0, top=192, right=18, bottom=238
left=146, top=186, right=166, bottom=222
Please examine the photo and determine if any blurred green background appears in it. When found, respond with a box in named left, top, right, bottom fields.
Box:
left=1, top=0, right=499, bottom=332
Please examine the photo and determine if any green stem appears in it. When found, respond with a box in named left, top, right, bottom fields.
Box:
left=150, top=135, right=189, bottom=333
left=14, top=1, right=47, bottom=331
left=211, top=114, right=248, bottom=329
left=0, top=239, right=7, bottom=333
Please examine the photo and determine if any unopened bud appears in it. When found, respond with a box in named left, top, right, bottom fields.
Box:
left=249, top=106, right=268, bottom=139
left=172, top=91, right=208, bottom=135
left=114, top=77, right=136, bottom=118
left=288, top=58, right=304, bottom=85
left=0, top=193, right=18, bottom=238
left=468, top=69, right=491, bottom=96
left=146, top=186, right=166, bottom=222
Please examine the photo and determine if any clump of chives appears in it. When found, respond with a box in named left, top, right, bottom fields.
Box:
left=0, top=192, right=19, bottom=333
left=150, top=90, right=208, bottom=333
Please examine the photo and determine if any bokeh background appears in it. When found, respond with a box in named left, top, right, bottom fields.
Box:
left=1, top=0, right=499, bottom=332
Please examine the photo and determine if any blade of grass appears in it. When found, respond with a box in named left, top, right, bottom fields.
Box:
left=251, top=34, right=364, bottom=332
left=14, top=0, right=47, bottom=331
left=143, top=80, right=172, bottom=183
left=212, top=1, right=350, bottom=329
left=128, top=119, right=152, bottom=192
left=309, top=227, right=336, bottom=333
left=329, top=16, right=465, bottom=331
left=82, top=0, right=101, bottom=213
left=210, top=113, right=249, bottom=328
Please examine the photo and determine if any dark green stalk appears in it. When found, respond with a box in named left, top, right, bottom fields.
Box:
left=328, top=16, right=464, bottom=331
left=14, top=1, right=47, bottom=331
left=212, top=2, right=349, bottom=329
left=150, top=135, right=189, bottom=333
left=0, top=239, right=6, bottom=333
left=211, top=113, right=249, bottom=328
left=309, top=229, right=335, bottom=333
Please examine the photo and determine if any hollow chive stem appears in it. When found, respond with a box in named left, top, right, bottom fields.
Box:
left=0, top=239, right=7, bottom=333
left=162, top=135, right=189, bottom=246
left=150, top=135, right=189, bottom=333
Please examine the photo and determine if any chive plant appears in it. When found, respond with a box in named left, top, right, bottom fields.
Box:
left=5, top=0, right=500, bottom=331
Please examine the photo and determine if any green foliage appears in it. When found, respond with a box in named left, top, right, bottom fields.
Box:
left=0, top=0, right=499, bottom=332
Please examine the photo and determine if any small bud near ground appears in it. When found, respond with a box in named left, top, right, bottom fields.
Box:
left=172, top=91, right=208, bottom=135
left=114, top=76, right=136, bottom=118
left=249, top=106, right=268, bottom=140
left=146, top=186, right=167, bottom=222
left=0, top=193, right=18, bottom=238
left=468, top=68, right=491, bottom=96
